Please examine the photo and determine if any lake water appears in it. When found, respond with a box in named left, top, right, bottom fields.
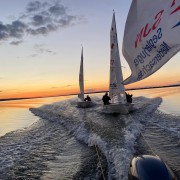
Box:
left=0, top=87, right=180, bottom=180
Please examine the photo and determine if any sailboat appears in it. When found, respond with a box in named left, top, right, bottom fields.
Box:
left=105, top=0, right=179, bottom=114
left=77, top=47, right=93, bottom=108
left=123, top=0, right=179, bottom=177
left=104, top=12, right=134, bottom=114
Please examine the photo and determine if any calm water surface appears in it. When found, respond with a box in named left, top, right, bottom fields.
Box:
left=0, top=96, right=72, bottom=137
left=131, top=86, right=180, bottom=115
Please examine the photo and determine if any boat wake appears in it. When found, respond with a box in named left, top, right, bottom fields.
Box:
left=1, top=95, right=180, bottom=180
left=29, top=95, right=163, bottom=180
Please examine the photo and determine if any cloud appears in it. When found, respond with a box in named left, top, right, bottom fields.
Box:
left=85, top=88, right=96, bottom=93
left=65, top=85, right=72, bottom=87
left=16, top=43, right=56, bottom=58
left=26, top=1, right=44, bottom=12
left=0, top=88, right=18, bottom=92
left=33, top=44, right=56, bottom=56
left=0, top=1, right=85, bottom=45
left=30, top=54, right=38, bottom=58
left=31, top=15, right=50, bottom=26
left=10, top=40, right=23, bottom=45
left=49, top=3, right=66, bottom=16
left=0, top=20, right=27, bottom=41
left=0, top=77, right=5, bottom=81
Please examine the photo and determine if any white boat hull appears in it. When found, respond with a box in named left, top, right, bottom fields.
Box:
left=77, top=101, right=94, bottom=108
left=104, top=103, right=134, bottom=114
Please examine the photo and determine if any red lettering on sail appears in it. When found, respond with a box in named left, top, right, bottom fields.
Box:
left=152, top=10, right=164, bottom=30
left=171, top=0, right=176, bottom=7
left=170, top=5, right=180, bottom=15
left=143, top=24, right=151, bottom=37
left=135, top=10, right=164, bottom=48
left=135, top=28, right=144, bottom=48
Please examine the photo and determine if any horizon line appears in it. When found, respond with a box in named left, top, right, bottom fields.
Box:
left=0, top=84, right=179, bottom=102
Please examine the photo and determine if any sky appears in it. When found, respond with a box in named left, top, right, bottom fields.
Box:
left=0, top=0, right=179, bottom=99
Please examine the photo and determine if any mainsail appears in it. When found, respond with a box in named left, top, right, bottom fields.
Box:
left=122, top=0, right=180, bottom=85
left=78, top=47, right=84, bottom=101
left=109, top=12, right=126, bottom=104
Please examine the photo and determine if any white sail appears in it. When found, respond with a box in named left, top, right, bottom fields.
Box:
left=122, top=0, right=180, bottom=85
left=109, top=12, right=127, bottom=104
left=78, top=47, right=84, bottom=101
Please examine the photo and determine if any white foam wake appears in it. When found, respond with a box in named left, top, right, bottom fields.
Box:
left=30, top=96, right=162, bottom=180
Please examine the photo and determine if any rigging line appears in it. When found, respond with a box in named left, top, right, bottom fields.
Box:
left=86, top=112, right=106, bottom=180
left=94, top=144, right=106, bottom=180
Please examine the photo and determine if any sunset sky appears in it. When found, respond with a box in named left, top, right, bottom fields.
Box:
left=0, top=0, right=179, bottom=99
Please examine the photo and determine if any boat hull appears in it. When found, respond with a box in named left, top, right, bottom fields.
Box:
left=104, top=103, right=134, bottom=114
left=77, top=101, right=94, bottom=108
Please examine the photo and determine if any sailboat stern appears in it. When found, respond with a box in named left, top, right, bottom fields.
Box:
left=77, top=101, right=94, bottom=108
left=104, top=103, right=134, bottom=114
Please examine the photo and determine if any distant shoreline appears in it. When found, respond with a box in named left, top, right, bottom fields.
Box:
left=126, top=84, right=180, bottom=91
left=0, top=84, right=179, bottom=102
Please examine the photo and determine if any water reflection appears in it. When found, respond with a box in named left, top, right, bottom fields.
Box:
left=131, top=87, right=180, bottom=115
left=0, top=96, right=74, bottom=109
left=0, top=96, right=73, bottom=137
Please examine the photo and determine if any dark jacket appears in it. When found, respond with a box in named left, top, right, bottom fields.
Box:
left=102, top=94, right=111, bottom=105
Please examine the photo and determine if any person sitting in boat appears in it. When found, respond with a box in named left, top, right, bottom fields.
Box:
left=102, top=92, right=111, bottom=105
left=125, top=92, right=133, bottom=103
left=84, top=95, right=91, bottom=101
